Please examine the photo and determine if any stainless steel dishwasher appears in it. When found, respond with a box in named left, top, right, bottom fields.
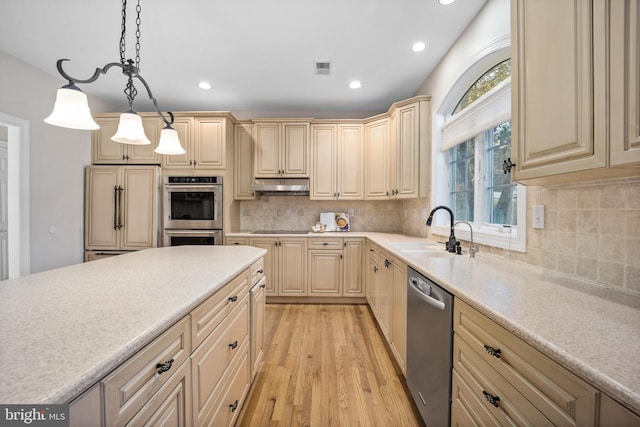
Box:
left=406, top=267, right=453, bottom=426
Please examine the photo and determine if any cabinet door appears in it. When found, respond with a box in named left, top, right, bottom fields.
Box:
left=395, top=103, right=420, bottom=198
left=251, top=277, right=266, bottom=379
left=310, top=124, right=337, bottom=200
left=338, top=124, right=364, bottom=200
left=390, top=259, right=407, bottom=373
left=85, top=167, right=119, bottom=249
left=610, top=0, right=640, bottom=166
left=343, top=238, right=364, bottom=296
left=249, top=238, right=278, bottom=296
left=92, top=118, right=126, bottom=164
left=162, top=117, right=194, bottom=169
left=308, top=250, right=342, bottom=296
left=511, top=0, right=607, bottom=181
left=254, top=123, right=281, bottom=177
left=195, top=117, right=226, bottom=169
left=364, top=119, right=390, bottom=199
left=279, top=238, right=307, bottom=295
left=234, top=124, right=255, bottom=200
left=282, top=122, right=309, bottom=176
left=121, top=166, right=159, bottom=250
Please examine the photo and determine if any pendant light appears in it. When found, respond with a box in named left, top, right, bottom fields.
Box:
left=44, top=0, right=184, bottom=155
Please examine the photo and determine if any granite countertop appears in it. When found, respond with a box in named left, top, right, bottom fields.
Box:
left=230, top=231, right=640, bottom=413
left=0, top=245, right=266, bottom=404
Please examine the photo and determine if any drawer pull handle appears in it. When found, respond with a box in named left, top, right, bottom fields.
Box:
left=229, top=340, right=238, bottom=350
left=228, top=296, right=238, bottom=303
left=260, top=283, right=266, bottom=289
left=322, top=242, right=328, bottom=245
left=257, top=269, right=264, bottom=274
left=482, top=390, right=500, bottom=407
left=229, top=399, right=239, bottom=412
left=483, top=345, right=501, bottom=358
left=156, top=358, right=174, bottom=375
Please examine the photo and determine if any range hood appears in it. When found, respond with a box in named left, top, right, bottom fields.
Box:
left=251, top=178, right=310, bottom=195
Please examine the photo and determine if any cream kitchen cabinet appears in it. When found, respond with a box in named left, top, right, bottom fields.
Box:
left=85, top=165, right=159, bottom=252
left=511, top=0, right=640, bottom=184
left=162, top=116, right=230, bottom=170
left=366, top=242, right=407, bottom=371
left=310, top=123, right=364, bottom=200
left=234, top=123, right=256, bottom=200
left=452, top=298, right=598, bottom=426
left=307, top=237, right=363, bottom=297
left=250, top=260, right=266, bottom=380
left=363, top=97, right=429, bottom=199
left=249, top=236, right=307, bottom=296
left=253, top=120, right=310, bottom=177
left=364, top=118, right=391, bottom=199
left=92, top=114, right=161, bottom=164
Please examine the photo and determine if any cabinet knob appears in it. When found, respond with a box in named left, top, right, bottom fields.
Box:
left=260, top=283, right=266, bottom=289
left=503, top=157, right=516, bottom=174
left=482, top=390, right=500, bottom=408
left=258, top=269, right=264, bottom=274
left=229, top=340, right=238, bottom=350
left=229, top=400, right=239, bottom=413
left=155, top=358, right=174, bottom=375
left=483, top=344, right=501, bottom=359
left=228, top=295, right=238, bottom=303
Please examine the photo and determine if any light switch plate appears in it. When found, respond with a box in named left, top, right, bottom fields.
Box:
left=533, top=205, right=545, bottom=229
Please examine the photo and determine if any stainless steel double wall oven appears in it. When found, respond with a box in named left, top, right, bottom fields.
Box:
left=163, top=176, right=223, bottom=246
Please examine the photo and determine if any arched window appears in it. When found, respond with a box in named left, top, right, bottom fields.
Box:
left=433, top=57, right=526, bottom=252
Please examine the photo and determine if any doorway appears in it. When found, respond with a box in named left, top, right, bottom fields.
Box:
left=0, top=114, right=31, bottom=279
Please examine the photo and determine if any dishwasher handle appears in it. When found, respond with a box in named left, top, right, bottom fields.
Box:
left=409, top=277, right=446, bottom=311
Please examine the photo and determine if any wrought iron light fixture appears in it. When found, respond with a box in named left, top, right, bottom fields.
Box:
left=44, top=0, right=185, bottom=155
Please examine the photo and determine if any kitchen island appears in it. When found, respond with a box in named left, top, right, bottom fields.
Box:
left=0, top=245, right=266, bottom=407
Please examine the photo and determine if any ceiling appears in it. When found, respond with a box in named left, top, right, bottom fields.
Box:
left=0, top=0, right=487, bottom=118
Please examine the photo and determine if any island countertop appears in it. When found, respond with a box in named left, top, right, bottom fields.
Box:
left=0, top=245, right=266, bottom=404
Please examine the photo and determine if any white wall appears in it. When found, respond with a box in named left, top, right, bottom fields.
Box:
left=0, top=50, right=110, bottom=273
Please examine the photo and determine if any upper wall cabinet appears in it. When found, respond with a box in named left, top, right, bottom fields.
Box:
left=253, top=121, right=310, bottom=178
left=511, top=0, right=640, bottom=185
left=310, top=123, right=364, bottom=200
left=92, top=114, right=161, bottom=164
left=162, top=115, right=231, bottom=170
left=234, top=123, right=255, bottom=200
left=364, top=97, right=430, bottom=200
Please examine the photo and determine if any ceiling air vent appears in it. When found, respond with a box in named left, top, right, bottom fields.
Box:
left=314, top=61, right=332, bottom=76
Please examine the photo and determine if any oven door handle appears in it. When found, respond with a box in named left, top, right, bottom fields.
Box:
left=164, top=184, right=219, bottom=192
left=409, top=278, right=446, bottom=311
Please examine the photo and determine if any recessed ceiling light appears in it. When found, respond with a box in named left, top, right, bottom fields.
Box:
left=412, top=42, right=426, bottom=52
left=349, top=81, right=362, bottom=89
left=198, top=81, right=212, bottom=90
left=438, top=0, right=456, bottom=4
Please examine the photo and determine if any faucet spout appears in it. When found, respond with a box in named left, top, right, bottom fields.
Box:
left=454, top=221, right=479, bottom=258
left=426, top=205, right=460, bottom=254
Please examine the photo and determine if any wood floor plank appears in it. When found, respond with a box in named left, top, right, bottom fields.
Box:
left=237, top=304, right=423, bottom=427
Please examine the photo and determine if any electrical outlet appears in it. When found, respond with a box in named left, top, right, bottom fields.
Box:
left=533, top=205, right=545, bottom=229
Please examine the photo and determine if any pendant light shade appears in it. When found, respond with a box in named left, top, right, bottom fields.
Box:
left=111, top=111, right=151, bottom=145
left=44, top=85, right=100, bottom=130
left=155, top=126, right=185, bottom=155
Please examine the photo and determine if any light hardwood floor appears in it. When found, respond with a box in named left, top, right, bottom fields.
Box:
left=237, top=304, right=423, bottom=426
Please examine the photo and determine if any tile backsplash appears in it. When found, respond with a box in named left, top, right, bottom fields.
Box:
left=238, top=177, right=640, bottom=296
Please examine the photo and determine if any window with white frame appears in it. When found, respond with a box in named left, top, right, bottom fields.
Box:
left=433, top=59, right=526, bottom=252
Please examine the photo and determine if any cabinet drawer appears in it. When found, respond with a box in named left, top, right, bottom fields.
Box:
left=204, top=345, right=250, bottom=427
left=308, top=237, right=343, bottom=250
left=125, top=359, right=192, bottom=427
left=451, top=369, right=501, bottom=427
left=191, top=294, right=249, bottom=426
left=250, top=257, right=265, bottom=286
left=103, top=316, right=191, bottom=427
left=454, top=299, right=597, bottom=426
left=191, top=270, right=249, bottom=349
left=454, top=335, right=553, bottom=426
